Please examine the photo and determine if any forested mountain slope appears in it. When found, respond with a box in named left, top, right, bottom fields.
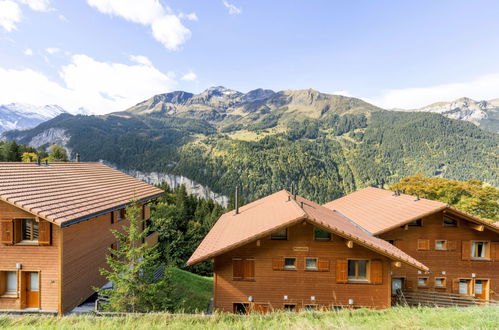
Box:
left=3, top=87, right=498, bottom=203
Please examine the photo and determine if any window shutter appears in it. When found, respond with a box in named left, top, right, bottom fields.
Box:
left=243, top=259, right=255, bottom=280
left=0, top=220, right=14, bottom=245
left=110, top=212, right=115, bottom=224
left=233, top=258, right=243, bottom=279
left=405, top=280, right=413, bottom=290
left=447, top=240, right=457, bottom=251
left=0, top=272, right=6, bottom=295
left=318, top=259, right=330, bottom=272
left=491, top=242, right=499, bottom=261
left=272, top=257, right=284, bottom=271
left=37, top=220, right=51, bottom=245
left=461, top=240, right=471, bottom=260
left=143, top=205, right=151, bottom=220
left=452, top=279, right=460, bottom=293
left=370, top=259, right=383, bottom=284
left=417, top=239, right=430, bottom=250
left=336, top=259, right=348, bottom=283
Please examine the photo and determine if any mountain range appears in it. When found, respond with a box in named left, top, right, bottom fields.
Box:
left=1, top=87, right=498, bottom=203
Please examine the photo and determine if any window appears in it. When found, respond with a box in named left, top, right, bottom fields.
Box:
left=443, top=216, right=458, bottom=227
left=435, top=278, right=446, bottom=288
left=417, top=239, right=430, bottom=251
left=271, top=228, right=287, bottom=240
left=314, top=228, right=331, bottom=241
left=418, top=277, right=428, bottom=287
left=233, top=258, right=255, bottom=280
left=435, top=240, right=447, bottom=251
left=348, top=260, right=368, bottom=281
left=284, top=304, right=296, bottom=311
left=471, top=241, right=489, bottom=259
left=305, top=258, right=318, bottom=271
left=408, top=219, right=422, bottom=227
left=233, top=303, right=249, bottom=314
left=118, top=208, right=126, bottom=221
left=21, top=219, right=38, bottom=241
left=284, top=257, right=296, bottom=270
left=1, top=271, right=17, bottom=295
left=387, top=240, right=395, bottom=245
left=304, top=305, right=317, bottom=311
left=459, top=279, right=472, bottom=295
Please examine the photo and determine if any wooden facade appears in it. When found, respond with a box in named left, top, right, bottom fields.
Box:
left=213, top=221, right=394, bottom=312
left=0, top=200, right=154, bottom=314
left=380, top=210, right=499, bottom=301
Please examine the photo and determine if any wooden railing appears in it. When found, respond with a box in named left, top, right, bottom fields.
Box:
left=394, top=289, right=499, bottom=307
left=145, top=231, right=159, bottom=248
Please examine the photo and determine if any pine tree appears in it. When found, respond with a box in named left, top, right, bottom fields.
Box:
left=96, top=202, right=174, bottom=312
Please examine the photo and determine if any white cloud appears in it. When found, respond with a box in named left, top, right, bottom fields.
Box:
left=0, top=54, right=176, bottom=114
left=0, top=1, right=22, bottom=32
left=179, top=12, right=197, bottom=21
left=24, top=48, right=33, bottom=55
left=45, top=47, right=59, bottom=54
left=222, top=0, right=241, bottom=15
left=87, top=0, right=193, bottom=50
left=129, top=54, right=152, bottom=66
left=370, top=73, right=499, bottom=109
left=16, top=0, right=51, bottom=12
left=58, top=14, right=67, bottom=21
left=181, top=71, right=197, bottom=81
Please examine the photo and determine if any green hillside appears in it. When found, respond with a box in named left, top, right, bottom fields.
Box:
left=4, top=88, right=498, bottom=203
left=170, top=267, right=213, bottom=313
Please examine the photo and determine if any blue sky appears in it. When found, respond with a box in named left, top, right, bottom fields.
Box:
left=1, top=0, right=499, bottom=114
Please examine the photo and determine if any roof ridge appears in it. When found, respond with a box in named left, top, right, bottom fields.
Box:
left=333, top=210, right=374, bottom=235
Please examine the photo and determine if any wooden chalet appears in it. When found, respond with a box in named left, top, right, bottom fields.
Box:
left=0, top=162, right=163, bottom=315
left=324, top=187, right=499, bottom=302
left=187, top=190, right=429, bottom=312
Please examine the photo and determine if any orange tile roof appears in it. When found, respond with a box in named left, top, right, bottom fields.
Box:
left=187, top=190, right=428, bottom=271
left=323, top=187, right=447, bottom=235
left=323, top=187, right=499, bottom=235
left=0, top=162, right=164, bottom=227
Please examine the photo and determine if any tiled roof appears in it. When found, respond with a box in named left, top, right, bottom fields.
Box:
left=0, top=162, right=164, bottom=227
left=323, top=187, right=447, bottom=235
left=187, top=190, right=428, bottom=271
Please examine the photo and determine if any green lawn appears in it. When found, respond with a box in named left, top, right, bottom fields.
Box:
left=0, top=307, right=498, bottom=329
left=170, top=267, right=213, bottom=313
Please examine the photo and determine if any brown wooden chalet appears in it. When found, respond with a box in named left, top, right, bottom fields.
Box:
left=323, top=187, right=499, bottom=302
left=0, top=162, right=163, bottom=315
left=187, top=190, right=429, bottom=312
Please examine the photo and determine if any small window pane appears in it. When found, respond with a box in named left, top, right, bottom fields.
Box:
left=443, top=216, right=457, bottom=227
left=284, top=304, right=295, bottom=311
left=271, top=228, right=288, bottom=240
left=435, top=240, right=446, bottom=250
left=348, top=260, right=356, bottom=278
left=30, top=272, right=39, bottom=291
left=305, top=305, right=316, bottom=311
left=305, top=258, right=317, bottom=270
left=6, top=272, right=17, bottom=294
left=435, top=278, right=445, bottom=287
left=418, top=278, right=427, bottom=287
left=357, top=260, right=367, bottom=279
left=459, top=280, right=469, bottom=295
left=284, top=258, right=296, bottom=270
left=472, top=242, right=487, bottom=258
left=314, top=228, right=331, bottom=241
left=408, top=219, right=422, bottom=227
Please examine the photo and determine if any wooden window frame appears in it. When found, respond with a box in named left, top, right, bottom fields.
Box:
left=417, top=277, right=429, bottom=288
left=0, top=270, right=19, bottom=298
left=435, top=240, right=447, bottom=251
left=347, top=259, right=370, bottom=283
left=457, top=278, right=473, bottom=295
left=303, top=304, right=318, bottom=311
left=435, top=277, right=446, bottom=288
left=232, top=257, right=255, bottom=281
left=16, top=218, right=38, bottom=243
left=471, top=240, right=490, bottom=260
left=417, top=239, right=430, bottom=251
left=271, top=228, right=288, bottom=240
left=408, top=218, right=423, bottom=227
left=283, top=257, right=297, bottom=271
left=305, top=258, right=318, bottom=271
left=313, top=227, right=331, bottom=241
left=283, top=304, right=296, bottom=311
left=118, top=208, right=126, bottom=222
left=443, top=216, right=458, bottom=227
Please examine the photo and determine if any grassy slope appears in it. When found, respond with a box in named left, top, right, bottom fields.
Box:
left=170, top=267, right=213, bottom=313
left=0, top=307, right=498, bottom=329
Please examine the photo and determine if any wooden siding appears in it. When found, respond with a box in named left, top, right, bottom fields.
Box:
left=0, top=200, right=59, bottom=312
left=380, top=211, right=499, bottom=300
left=214, top=221, right=393, bottom=312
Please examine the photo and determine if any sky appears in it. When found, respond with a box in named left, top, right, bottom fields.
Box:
left=1, top=0, right=499, bottom=114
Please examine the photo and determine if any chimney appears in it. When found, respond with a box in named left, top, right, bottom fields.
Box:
left=300, top=201, right=304, bottom=209
left=234, top=186, right=239, bottom=215
left=76, top=153, right=80, bottom=162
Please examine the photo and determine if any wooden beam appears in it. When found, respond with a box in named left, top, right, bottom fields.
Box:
left=468, top=223, right=484, bottom=231
left=346, top=240, right=354, bottom=248
left=392, top=261, right=402, bottom=268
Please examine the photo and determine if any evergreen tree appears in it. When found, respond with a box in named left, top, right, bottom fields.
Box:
left=96, top=203, right=174, bottom=312
left=47, top=144, right=68, bottom=162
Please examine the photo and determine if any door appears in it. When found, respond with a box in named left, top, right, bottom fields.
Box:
left=392, top=278, right=404, bottom=295
left=475, top=279, right=489, bottom=301
left=24, top=272, right=40, bottom=309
